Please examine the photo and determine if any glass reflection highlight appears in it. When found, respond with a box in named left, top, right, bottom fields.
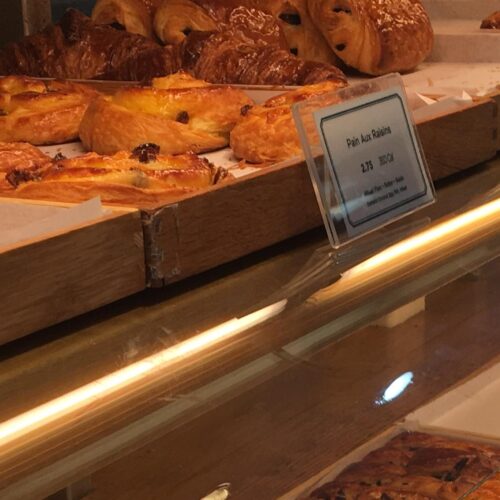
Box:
left=376, top=371, right=414, bottom=406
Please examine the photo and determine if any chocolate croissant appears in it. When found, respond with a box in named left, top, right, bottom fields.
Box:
left=179, top=7, right=348, bottom=85
left=92, top=0, right=162, bottom=38
left=154, top=0, right=336, bottom=64
left=0, top=9, right=180, bottom=81
left=307, top=0, right=433, bottom=75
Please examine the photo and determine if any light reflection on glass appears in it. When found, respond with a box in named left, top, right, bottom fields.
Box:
left=376, top=371, right=414, bottom=406
left=0, top=300, right=287, bottom=446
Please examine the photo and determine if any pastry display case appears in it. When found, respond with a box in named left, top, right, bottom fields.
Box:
left=0, top=0, right=498, bottom=498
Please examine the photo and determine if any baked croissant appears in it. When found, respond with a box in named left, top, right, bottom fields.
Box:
left=307, top=0, right=434, bottom=75
left=230, top=80, right=346, bottom=163
left=180, top=8, right=348, bottom=85
left=154, top=0, right=336, bottom=64
left=0, top=76, right=98, bottom=145
left=92, top=0, right=162, bottom=38
left=0, top=9, right=180, bottom=81
left=79, top=72, right=253, bottom=155
left=4, top=145, right=228, bottom=206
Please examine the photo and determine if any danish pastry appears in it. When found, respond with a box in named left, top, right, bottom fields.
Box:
left=92, top=0, right=162, bottom=38
left=5, top=144, right=228, bottom=206
left=307, top=0, right=433, bottom=75
left=0, top=76, right=98, bottom=146
left=79, top=72, right=253, bottom=155
left=230, top=80, right=346, bottom=164
left=481, top=11, right=500, bottom=29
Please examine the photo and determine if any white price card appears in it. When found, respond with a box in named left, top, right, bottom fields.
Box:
left=292, top=75, right=435, bottom=247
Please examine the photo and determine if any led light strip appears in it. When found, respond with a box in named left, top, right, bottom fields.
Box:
left=0, top=300, right=287, bottom=446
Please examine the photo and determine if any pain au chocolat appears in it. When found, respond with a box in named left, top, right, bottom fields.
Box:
left=79, top=72, right=253, bottom=156
left=179, top=6, right=347, bottom=85
left=230, top=80, right=346, bottom=164
left=307, top=0, right=433, bottom=75
left=4, top=144, right=228, bottom=206
left=154, top=0, right=337, bottom=64
left=92, top=0, right=162, bottom=38
left=0, top=76, right=98, bottom=145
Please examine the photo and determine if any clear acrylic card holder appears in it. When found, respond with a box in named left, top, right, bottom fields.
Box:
left=292, top=74, right=435, bottom=249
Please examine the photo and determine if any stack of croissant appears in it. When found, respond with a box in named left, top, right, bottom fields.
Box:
left=0, top=0, right=434, bottom=84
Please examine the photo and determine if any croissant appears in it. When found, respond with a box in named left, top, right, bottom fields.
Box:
left=230, top=80, right=346, bottom=163
left=92, top=0, right=162, bottom=38
left=307, top=0, right=433, bottom=75
left=0, top=9, right=180, bottom=81
left=154, top=0, right=336, bottom=64
left=0, top=76, right=98, bottom=145
left=79, top=72, right=253, bottom=155
left=4, top=145, right=228, bottom=206
left=179, top=9, right=348, bottom=85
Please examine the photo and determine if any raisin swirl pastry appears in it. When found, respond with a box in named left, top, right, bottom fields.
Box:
left=79, top=72, right=253, bottom=155
left=4, top=144, right=228, bottom=206
left=0, top=142, right=52, bottom=190
left=307, top=0, right=434, bottom=75
left=230, top=80, right=346, bottom=164
left=0, top=76, right=98, bottom=145
left=92, top=0, right=162, bottom=38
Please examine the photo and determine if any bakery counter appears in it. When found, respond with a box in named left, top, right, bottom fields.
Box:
left=0, top=158, right=498, bottom=499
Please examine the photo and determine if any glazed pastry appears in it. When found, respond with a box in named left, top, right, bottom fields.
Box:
left=154, top=0, right=336, bottom=64
left=230, top=80, right=346, bottom=164
left=0, top=76, right=98, bottom=145
left=179, top=8, right=347, bottom=85
left=0, top=142, right=52, bottom=190
left=5, top=145, right=228, bottom=206
left=309, top=432, right=500, bottom=499
left=480, top=11, right=500, bottom=29
left=0, top=9, right=180, bottom=81
left=79, top=72, right=253, bottom=155
left=307, top=0, right=434, bottom=75
left=92, top=0, right=162, bottom=38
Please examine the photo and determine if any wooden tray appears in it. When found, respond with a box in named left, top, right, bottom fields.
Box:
left=0, top=199, right=146, bottom=345
left=142, top=96, right=499, bottom=286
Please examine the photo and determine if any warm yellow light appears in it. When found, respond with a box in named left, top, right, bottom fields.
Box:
left=346, top=198, right=500, bottom=277
left=0, top=300, right=287, bottom=446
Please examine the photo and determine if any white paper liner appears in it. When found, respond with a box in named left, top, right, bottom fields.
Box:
left=0, top=197, right=107, bottom=248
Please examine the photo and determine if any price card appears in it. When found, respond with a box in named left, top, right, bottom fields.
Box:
left=292, top=74, right=435, bottom=248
